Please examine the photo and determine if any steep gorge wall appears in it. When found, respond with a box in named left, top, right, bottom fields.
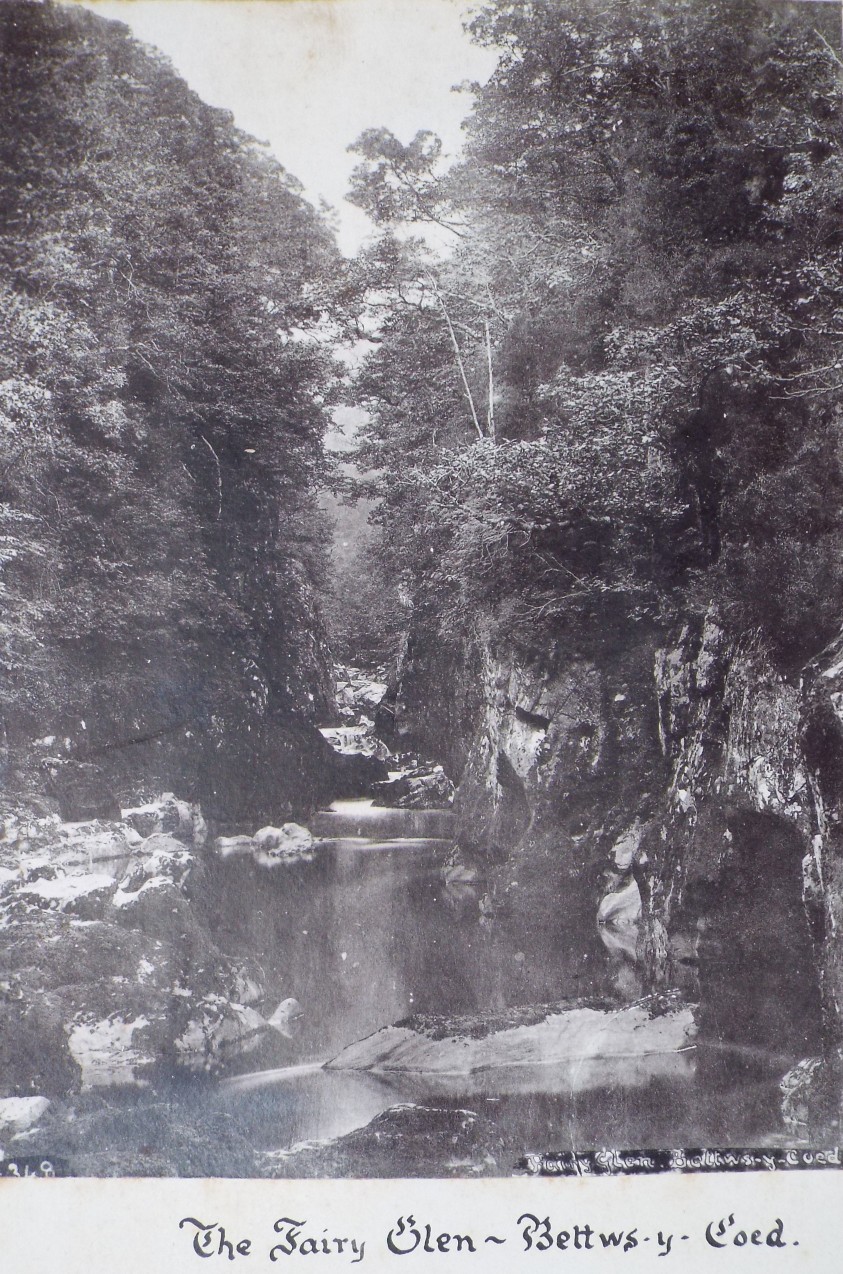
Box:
left=1, top=562, right=339, bottom=830
left=454, top=628, right=664, bottom=967
left=390, top=613, right=843, bottom=1129
left=375, top=622, right=484, bottom=782
left=642, top=621, right=825, bottom=1097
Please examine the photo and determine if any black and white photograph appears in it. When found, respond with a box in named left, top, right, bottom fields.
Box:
left=1, top=0, right=843, bottom=1187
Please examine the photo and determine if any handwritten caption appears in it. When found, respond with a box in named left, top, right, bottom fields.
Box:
left=177, top=1211, right=799, bottom=1264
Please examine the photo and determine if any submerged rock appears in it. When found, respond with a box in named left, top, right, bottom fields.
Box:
left=267, top=1103, right=497, bottom=1179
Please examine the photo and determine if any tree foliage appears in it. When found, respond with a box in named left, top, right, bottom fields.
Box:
left=348, top=0, right=843, bottom=668
left=0, top=1, right=350, bottom=811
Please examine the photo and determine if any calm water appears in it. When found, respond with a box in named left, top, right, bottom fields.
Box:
left=179, top=800, right=807, bottom=1170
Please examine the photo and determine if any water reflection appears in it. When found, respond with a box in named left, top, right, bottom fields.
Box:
left=215, top=1047, right=790, bottom=1164
left=209, top=824, right=596, bottom=1063
left=216, top=1068, right=402, bottom=1152
left=202, top=800, right=805, bottom=1165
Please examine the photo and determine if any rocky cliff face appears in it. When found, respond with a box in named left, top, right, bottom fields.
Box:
left=2, top=570, right=338, bottom=829
left=375, top=623, right=483, bottom=782
left=391, top=612, right=843, bottom=1133
left=642, top=620, right=824, bottom=1117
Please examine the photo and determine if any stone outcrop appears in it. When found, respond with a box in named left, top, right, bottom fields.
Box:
left=386, top=610, right=843, bottom=1135
left=333, top=666, right=389, bottom=719
left=0, top=802, right=292, bottom=1117
left=372, top=765, right=455, bottom=810
left=450, top=630, right=663, bottom=971
left=121, top=793, right=207, bottom=846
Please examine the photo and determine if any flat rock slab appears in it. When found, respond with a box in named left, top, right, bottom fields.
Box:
left=327, top=996, right=697, bottom=1076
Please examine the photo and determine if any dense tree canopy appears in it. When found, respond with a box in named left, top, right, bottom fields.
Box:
left=348, top=0, right=843, bottom=670
left=0, top=1, right=352, bottom=813
left=3, top=0, right=842, bottom=819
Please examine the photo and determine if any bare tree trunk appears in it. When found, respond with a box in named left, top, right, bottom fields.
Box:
left=427, top=274, right=484, bottom=440
left=485, top=319, right=495, bottom=440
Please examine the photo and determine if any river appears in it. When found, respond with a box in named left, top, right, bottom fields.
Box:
left=163, top=798, right=801, bottom=1173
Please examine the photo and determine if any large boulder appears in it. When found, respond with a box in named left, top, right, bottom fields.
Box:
left=253, top=824, right=315, bottom=866
left=213, top=823, right=316, bottom=866
left=174, top=996, right=271, bottom=1072
left=333, top=666, right=389, bottom=716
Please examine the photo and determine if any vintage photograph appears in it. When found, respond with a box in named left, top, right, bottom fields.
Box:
left=1, top=0, right=842, bottom=1181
